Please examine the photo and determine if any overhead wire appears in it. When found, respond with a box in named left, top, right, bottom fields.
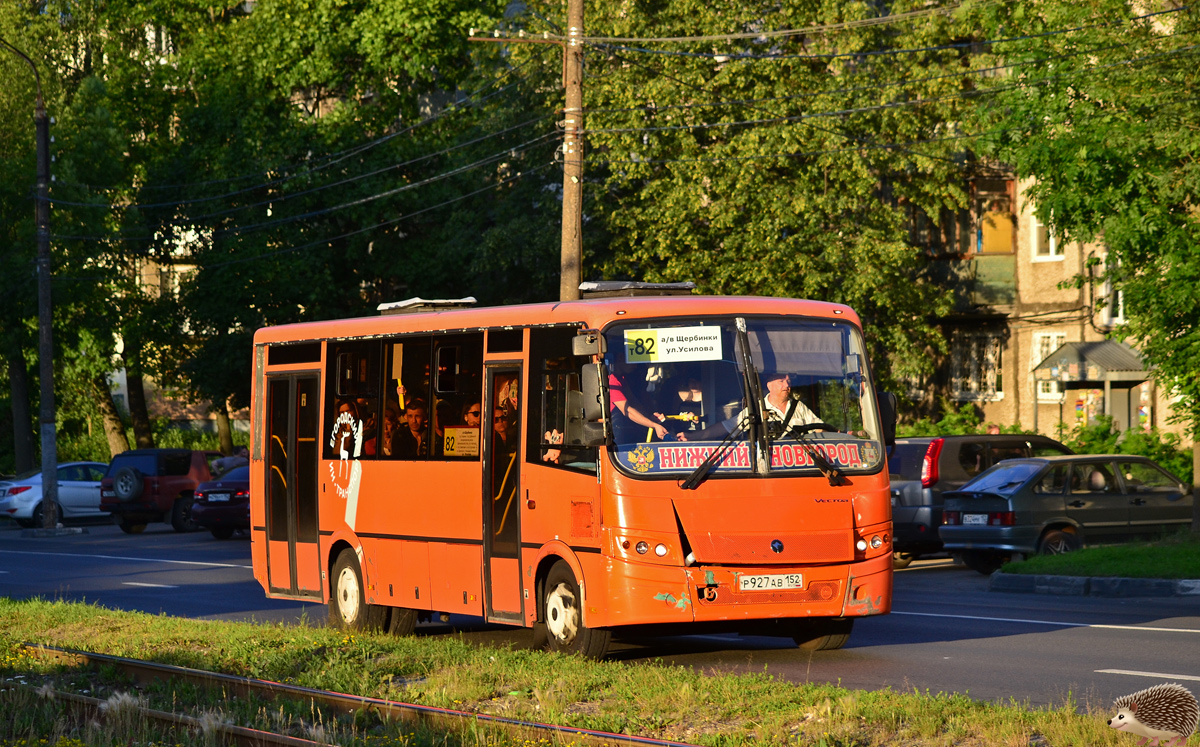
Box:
left=53, top=49, right=552, bottom=200
left=50, top=129, right=560, bottom=244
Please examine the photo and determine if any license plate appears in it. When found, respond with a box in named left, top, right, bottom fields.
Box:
left=739, top=573, right=804, bottom=591
left=206, top=492, right=230, bottom=503
left=101, top=490, right=115, bottom=498
left=963, top=513, right=988, bottom=525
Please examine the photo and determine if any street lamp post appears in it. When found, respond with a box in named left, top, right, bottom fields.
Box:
left=1, top=37, right=58, bottom=530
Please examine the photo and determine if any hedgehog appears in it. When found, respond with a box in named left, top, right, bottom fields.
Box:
left=1108, top=683, right=1199, bottom=747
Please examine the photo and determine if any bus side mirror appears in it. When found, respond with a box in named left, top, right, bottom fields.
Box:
left=876, top=389, right=897, bottom=447
left=572, top=331, right=606, bottom=357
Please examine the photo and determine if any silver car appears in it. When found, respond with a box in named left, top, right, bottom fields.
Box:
left=0, top=462, right=109, bottom=527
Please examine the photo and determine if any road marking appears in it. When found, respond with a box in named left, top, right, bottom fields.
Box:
left=0, top=549, right=251, bottom=570
left=893, top=611, right=1200, bottom=634
left=122, top=582, right=178, bottom=589
left=1096, top=669, right=1200, bottom=682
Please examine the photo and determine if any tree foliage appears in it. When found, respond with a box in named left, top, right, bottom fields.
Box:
left=971, top=1, right=1200, bottom=433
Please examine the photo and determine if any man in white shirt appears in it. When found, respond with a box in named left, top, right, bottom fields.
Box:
left=678, top=371, right=820, bottom=441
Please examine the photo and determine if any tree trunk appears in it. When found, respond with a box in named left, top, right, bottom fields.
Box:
left=123, top=347, right=155, bottom=449
left=215, top=402, right=233, bottom=455
left=1192, top=437, right=1199, bottom=536
left=94, top=373, right=128, bottom=457
left=6, top=344, right=34, bottom=474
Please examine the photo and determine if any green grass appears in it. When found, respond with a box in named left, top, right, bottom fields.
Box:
left=1000, top=532, right=1200, bottom=578
left=0, top=598, right=1138, bottom=747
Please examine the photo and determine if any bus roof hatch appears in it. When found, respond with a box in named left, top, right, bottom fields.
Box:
left=377, top=297, right=478, bottom=315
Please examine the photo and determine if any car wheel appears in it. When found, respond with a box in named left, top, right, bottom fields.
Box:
left=961, top=550, right=1008, bottom=575
left=1039, top=529, right=1081, bottom=556
left=892, top=552, right=915, bottom=570
left=113, top=467, right=144, bottom=502
left=170, top=497, right=197, bottom=532
left=793, top=618, right=854, bottom=651
left=117, top=518, right=146, bottom=534
left=31, top=502, right=62, bottom=528
left=328, top=548, right=388, bottom=631
left=542, top=561, right=611, bottom=658
left=210, top=526, right=235, bottom=540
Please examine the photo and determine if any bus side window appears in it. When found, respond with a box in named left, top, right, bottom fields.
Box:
left=324, top=341, right=380, bottom=461
left=529, top=327, right=597, bottom=474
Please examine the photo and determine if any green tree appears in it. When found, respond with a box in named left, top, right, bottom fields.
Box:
left=971, top=0, right=1200, bottom=525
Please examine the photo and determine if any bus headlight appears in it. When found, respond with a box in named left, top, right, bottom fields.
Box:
left=870, top=535, right=883, bottom=549
left=856, top=539, right=868, bottom=552
left=654, top=543, right=668, bottom=557
left=635, top=541, right=649, bottom=554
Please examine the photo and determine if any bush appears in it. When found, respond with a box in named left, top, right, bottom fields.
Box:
left=1059, top=414, right=1192, bottom=484
left=897, top=399, right=1025, bottom=437
left=55, top=419, right=248, bottom=466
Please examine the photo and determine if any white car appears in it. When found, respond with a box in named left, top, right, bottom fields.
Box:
left=0, top=462, right=109, bottom=527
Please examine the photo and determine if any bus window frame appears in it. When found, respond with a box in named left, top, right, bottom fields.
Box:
left=598, top=313, right=887, bottom=483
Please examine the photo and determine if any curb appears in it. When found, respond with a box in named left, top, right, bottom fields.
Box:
left=20, top=527, right=88, bottom=538
left=989, top=572, right=1200, bottom=597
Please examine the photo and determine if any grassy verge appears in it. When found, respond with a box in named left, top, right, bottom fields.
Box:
left=1000, top=532, right=1200, bottom=578
left=0, top=598, right=1134, bottom=747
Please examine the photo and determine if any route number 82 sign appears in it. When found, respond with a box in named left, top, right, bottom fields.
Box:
left=623, top=326, right=723, bottom=363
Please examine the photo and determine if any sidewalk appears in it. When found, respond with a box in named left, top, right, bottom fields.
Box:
left=989, top=572, right=1200, bottom=597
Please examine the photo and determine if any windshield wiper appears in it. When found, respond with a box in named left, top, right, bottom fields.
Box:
left=778, top=421, right=847, bottom=486
left=733, top=318, right=769, bottom=475
left=679, top=421, right=745, bottom=490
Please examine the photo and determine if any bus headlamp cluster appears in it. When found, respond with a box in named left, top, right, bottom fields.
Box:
left=620, top=537, right=672, bottom=560
left=854, top=533, right=889, bottom=554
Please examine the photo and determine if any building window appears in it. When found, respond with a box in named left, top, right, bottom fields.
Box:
left=1103, top=284, right=1126, bottom=327
left=1031, top=216, right=1063, bottom=261
left=951, top=331, right=1005, bottom=401
left=975, top=179, right=1015, bottom=254
left=1031, top=331, right=1067, bottom=402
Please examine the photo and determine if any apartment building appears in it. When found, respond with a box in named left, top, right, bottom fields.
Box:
left=909, top=175, right=1184, bottom=441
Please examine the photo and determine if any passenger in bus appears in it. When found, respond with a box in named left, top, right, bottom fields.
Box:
left=461, top=399, right=482, bottom=429
left=394, top=398, right=430, bottom=458
left=678, top=371, right=818, bottom=441
left=609, top=361, right=673, bottom=442
left=364, top=404, right=399, bottom=457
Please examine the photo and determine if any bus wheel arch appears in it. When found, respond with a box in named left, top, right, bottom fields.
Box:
left=328, top=545, right=388, bottom=631
left=537, top=558, right=610, bottom=658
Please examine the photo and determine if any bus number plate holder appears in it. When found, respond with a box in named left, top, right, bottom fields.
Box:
left=738, top=573, right=803, bottom=591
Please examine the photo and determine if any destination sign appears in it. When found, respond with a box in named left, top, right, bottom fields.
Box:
left=619, top=439, right=881, bottom=475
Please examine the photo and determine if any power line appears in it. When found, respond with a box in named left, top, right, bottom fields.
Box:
left=54, top=51, right=553, bottom=199
left=46, top=115, right=551, bottom=213
left=545, top=2, right=977, bottom=44
left=582, top=42, right=1200, bottom=137
left=50, top=131, right=559, bottom=244
left=200, top=161, right=558, bottom=270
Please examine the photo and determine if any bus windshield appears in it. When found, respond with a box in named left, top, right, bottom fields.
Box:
left=603, top=316, right=885, bottom=479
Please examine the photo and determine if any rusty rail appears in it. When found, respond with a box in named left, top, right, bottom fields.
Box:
left=22, top=643, right=701, bottom=747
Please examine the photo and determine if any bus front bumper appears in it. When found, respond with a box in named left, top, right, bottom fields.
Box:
left=590, top=551, right=891, bottom=629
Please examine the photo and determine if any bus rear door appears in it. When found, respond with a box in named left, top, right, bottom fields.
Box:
left=483, top=364, right=523, bottom=623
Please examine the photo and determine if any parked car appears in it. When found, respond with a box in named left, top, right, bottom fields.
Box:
left=940, top=454, right=1193, bottom=574
left=99, top=449, right=222, bottom=534
left=0, top=462, right=109, bottom=527
left=888, top=434, right=1073, bottom=567
left=191, top=465, right=250, bottom=539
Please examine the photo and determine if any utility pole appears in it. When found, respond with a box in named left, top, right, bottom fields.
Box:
left=559, top=0, right=584, bottom=302
left=1, top=37, right=58, bottom=530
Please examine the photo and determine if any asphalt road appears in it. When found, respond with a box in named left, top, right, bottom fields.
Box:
left=1, top=520, right=1197, bottom=710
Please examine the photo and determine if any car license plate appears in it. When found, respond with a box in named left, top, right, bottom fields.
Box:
left=101, top=490, right=115, bottom=498
left=739, top=573, right=803, bottom=591
left=963, top=513, right=988, bottom=525
left=207, top=492, right=230, bottom=503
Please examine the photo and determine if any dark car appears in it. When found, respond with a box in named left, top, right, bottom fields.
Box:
left=940, top=454, right=1193, bottom=574
left=191, top=465, right=250, bottom=539
left=99, top=448, right=222, bottom=533
left=888, top=434, right=1072, bottom=567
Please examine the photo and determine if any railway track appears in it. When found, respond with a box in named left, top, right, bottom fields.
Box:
left=21, top=643, right=702, bottom=747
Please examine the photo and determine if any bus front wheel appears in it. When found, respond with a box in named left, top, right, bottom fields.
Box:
left=329, top=549, right=388, bottom=631
left=793, top=618, right=853, bottom=651
left=541, top=561, right=610, bottom=658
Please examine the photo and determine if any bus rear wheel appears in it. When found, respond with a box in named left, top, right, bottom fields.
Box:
left=793, top=618, right=854, bottom=651
left=541, top=561, right=610, bottom=658
left=329, top=549, right=388, bottom=631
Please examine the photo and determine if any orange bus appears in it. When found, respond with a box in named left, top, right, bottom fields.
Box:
left=249, top=289, right=896, bottom=657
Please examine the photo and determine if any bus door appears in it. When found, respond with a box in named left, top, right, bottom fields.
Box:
left=265, top=374, right=323, bottom=599
left=482, top=364, right=523, bottom=622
